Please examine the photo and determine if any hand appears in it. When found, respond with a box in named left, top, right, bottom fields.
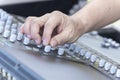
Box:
left=20, top=11, right=86, bottom=47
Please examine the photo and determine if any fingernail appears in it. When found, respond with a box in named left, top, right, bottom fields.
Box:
left=35, top=39, right=40, bottom=44
left=43, top=39, right=47, bottom=45
left=51, top=40, right=56, bottom=47
left=27, top=35, right=31, bottom=38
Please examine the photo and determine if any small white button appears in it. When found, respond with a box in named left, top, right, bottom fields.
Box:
left=74, top=46, right=81, bottom=53
left=17, top=32, right=23, bottom=41
left=23, top=36, right=30, bottom=45
left=113, top=43, right=120, bottom=48
left=90, top=55, right=97, bottom=63
left=11, top=29, right=17, bottom=34
left=3, top=30, right=10, bottom=38
left=102, top=42, right=110, bottom=48
left=9, top=34, right=17, bottom=42
left=64, top=44, right=70, bottom=48
left=104, top=62, right=111, bottom=71
left=44, top=45, right=51, bottom=52
left=33, top=47, right=39, bottom=52
left=110, top=65, right=117, bottom=74
left=90, top=31, right=98, bottom=36
left=99, top=59, right=106, bottom=68
left=7, top=73, right=12, bottom=80
left=107, top=38, right=113, bottom=43
left=85, top=52, right=91, bottom=59
left=116, top=69, right=120, bottom=78
left=2, top=69, right=6, bottom=77
left=58, top=48, right=64, bottom=56
left=79, top=49, right=86, bottom=56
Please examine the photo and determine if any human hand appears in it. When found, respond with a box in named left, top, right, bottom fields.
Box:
left=20, top=11, right=86, bottom=47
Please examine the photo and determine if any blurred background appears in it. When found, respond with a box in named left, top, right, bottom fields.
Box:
left=0, top=0, right=77, bottom=17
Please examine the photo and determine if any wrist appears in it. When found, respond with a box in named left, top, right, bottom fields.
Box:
left=70, top=13, right=90, bottom=34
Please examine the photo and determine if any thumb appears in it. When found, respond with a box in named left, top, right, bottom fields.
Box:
left=50, top=31, right=68, bottom=47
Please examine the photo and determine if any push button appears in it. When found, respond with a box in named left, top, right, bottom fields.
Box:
left=110, top=65, right=117, bottom=74
left=99, top=59, right=106, bottom=68
left=44, top=45, right=51, bottom=53
left=9, top=34, right=17, bottom=42
left=58, top=48, right=64, bottom=56
left=90, top=55, right=97, bottom=63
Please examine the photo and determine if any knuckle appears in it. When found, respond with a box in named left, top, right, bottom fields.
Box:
left=45, top=21, right=51, bottom=27
left=30, top=21, right=38, bottom=27
left=26, top=16, right=34, bottom=21
left=52, top=10, right=61, bottom=14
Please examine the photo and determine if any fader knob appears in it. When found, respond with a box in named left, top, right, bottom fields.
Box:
left=104, top=62, right=111, bottom=71
left=85, top=52, right=91, bottom=59
left=99, top=59, right=106, bottom=68
left=102, top=42, right=110, bottom=48
left=17, top=32, right=23, bottom=41
left=58, top=48, right=64, bottom=56
left=44, top=45, right=51, bottom=52
left=113, top=43, right=120, bottom=48
left=3, top=30, right=10, bottom=38
left=23, top=36, right=30, bottom=45
left=110, top=65, right=117, bottom=74
left=116, top=69, right=120, bottom=78
left=9, top=34, right=17, bottom=42
left=7, top=73, right=11, bottom=80
left=90, top=55, right=97, bottom=63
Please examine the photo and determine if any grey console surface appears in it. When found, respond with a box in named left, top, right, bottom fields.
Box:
left=0, top=44, right=111, bottom=80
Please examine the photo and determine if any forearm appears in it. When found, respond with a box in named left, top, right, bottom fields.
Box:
left=71, top=0, right=120, bottom=33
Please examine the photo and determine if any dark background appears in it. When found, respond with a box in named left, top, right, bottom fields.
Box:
left=0, top=0, right=78, bottom=17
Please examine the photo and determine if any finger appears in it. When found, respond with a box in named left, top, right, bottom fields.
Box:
left=30, top=14, right=50, bottom=44
left=42, top=15, right=61, bottom=45
left=19, top=24, right=24, bottom=33
left=24, top=17, right=37, bottom=35
left=30, top=23, right=42, bottom=44
left=50, top=30, right=68, bottom=47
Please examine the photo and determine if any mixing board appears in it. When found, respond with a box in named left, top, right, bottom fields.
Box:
left=0, top=9, right=119, bottom=80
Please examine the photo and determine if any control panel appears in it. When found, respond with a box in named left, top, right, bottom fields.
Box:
left=0, top=8, right=120, bottom=80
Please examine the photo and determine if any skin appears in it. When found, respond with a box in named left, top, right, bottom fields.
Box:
left=20, top=0, right=120, bottom=47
